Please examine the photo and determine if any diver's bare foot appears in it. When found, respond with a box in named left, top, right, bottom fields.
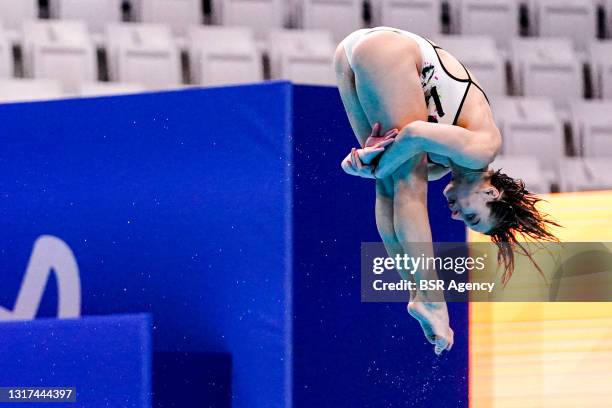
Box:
left=407, top=300, right=454, bottom=355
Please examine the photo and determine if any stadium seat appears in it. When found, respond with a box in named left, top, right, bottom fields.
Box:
left=511, top=38, right=583, bottom=102
left=48, top=0, right=123, bottom=34
left=370, top=0, right=442, bottom=38
left=216, top=0, right=284, bottom=37
left=608, top=0, right=612, bottom=38
left=0, top=28, right=11, bottom=77
left=492, top=97, right=564, bottom=183
left=458, top=0, right=521, bottom=47
left=570, top=100, right=612, bottom=157
left=299, top=0, right=362, bottom=41
left=0, top=0, right=37, bottom=32
left=189, top=26, right=262, bottom=86
left=22, top=20, right=96, bottom=93
left=133, top=0, right=202, bottom=35
left=0, top=78, right=63, bottom=103
left=490, top=155, right=550, bottom=193
left=560, top=157, right=612, bottom=191
left=106, top=23, right=181, bottom=90
left=268, top=29, right=335, bottom=85
left=79, top=81, right=147, bottom=97
left=435, top=35, right=507, bottom=95
left=589, top=40, right=612, bottom=99
left=533, top=0, right=598, bottom=50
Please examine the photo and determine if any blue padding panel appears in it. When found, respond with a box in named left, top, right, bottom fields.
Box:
left=153, top=352, right=232, bottom=407
left=0, top=83, right=292, bottom=408
left=292, top=85, right=468, bottom=407
left=0, top=83, right=469, bottom=407
left=0, top=314, right=151, bottom=407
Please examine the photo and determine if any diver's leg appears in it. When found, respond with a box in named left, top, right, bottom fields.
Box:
left=375, top=176, right=410, bottom=281
left=351, top=30, right=453, bottom=354
left=392, top=156, right=454, bottom=353
left=335, top=42, right=405, bottom=271
left=334, top=44, right=372, bottom=146
left=350, top=31, right=427, bottom=132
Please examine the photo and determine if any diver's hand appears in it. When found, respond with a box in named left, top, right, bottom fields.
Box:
left=341, top=148, right=378, bottom=178
left=364, top=123, right=398, bottom=152
left=341, top=123, right=398, bottom=178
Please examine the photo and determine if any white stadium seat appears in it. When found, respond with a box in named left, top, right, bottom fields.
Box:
left=22, top=20, right=96, bottom=93
left=0, top=0, right=37, bottom=32
left=189, top=26, right=262, bottom=86
left=435, top=35, right=507, bottom=95
left=370, top=0, right=442, bottom=38
left=570, top=100, right=612, bottom=157
left=78, top=81, right=147, bottom=97
left=511, top=38, right=582, bottom=102
left=560, top=157, right=612, bottom=191
left=534, top=0, right=598, bottom=49
left=492, top=97, right=564, bottom=183
left=490, top=155, right=550, bottom=193
left=268, top=29, right=335, bottom=85
left=217, top=0, right=284, bottom=37
left=590, top=40, right=612, bottom=99
left=133, top=0, right=202, bottom=35
left=608, top=0, right=612, bottom=38
left=49, top=0, right=123, bottom=34
left=458, top=0, right=521, bottom=47
left=0, top=26, right=11, bottom=77
left=300, top=0, right=362, bottom=41
left=106, top=23, right=182, bottom=90
left=0, top=78, right=64, bottom=103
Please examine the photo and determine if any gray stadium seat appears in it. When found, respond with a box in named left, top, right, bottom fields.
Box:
left=22, top=20, right=96, bottom=93
left=490, top=155, right=550, bottom=193
left=133, top=0, right=202, bottom=35
left=215, top=0, right=284, bottom=37
left=570, top=100, right=612, bottom=157
left=0, top=78, right=64, bottom=103
left=106, top=23, right=182, bottom=90
left=49, top=0, right=123, bottom=34
left=511, top=38, right=582, bottom=102
left=189, top=26, right=262, bottom=86
left=590, top=40, right=612, bottom=99
left=435, top=35, right=507, bottom=95
left=533, top=0, right=598, bottom=50
left=370, top=0, right=442, bottom=38
left=458, top=0, right=521, bottom=47
left=268, top=29, right=335, bottom=85
left=492, top=96, right=564, bottom=184
left=299, top=0, right=362, bottom=41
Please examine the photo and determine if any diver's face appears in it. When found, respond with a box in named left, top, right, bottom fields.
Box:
left=443, top=176, right=500, bottom=233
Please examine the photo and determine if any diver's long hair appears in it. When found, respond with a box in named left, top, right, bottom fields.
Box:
left=485, top=170, right=561, bottom=284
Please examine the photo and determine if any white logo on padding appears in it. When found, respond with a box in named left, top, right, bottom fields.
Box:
left=0, top=235, right=81, bottom=321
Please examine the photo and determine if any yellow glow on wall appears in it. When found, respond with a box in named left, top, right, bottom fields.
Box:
left=469, top=191, right=612, bottom=408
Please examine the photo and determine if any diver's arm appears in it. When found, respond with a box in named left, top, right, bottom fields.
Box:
left=375, top=121, right=500, bottom=179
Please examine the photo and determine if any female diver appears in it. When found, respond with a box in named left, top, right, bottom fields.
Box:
left=335, top=27, right=559, bottom=355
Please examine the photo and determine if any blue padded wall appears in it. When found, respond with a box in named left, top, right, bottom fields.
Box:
left=0, top=83, right=293, bottom=408
left=0, top=83, right=468, bottom=407
left=0, top=314, right=151, bottom=407
left=291, top=85, right=468, bottom=407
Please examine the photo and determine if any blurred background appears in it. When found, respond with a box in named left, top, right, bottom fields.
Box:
left=0, top=0, right=611, bottom=195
